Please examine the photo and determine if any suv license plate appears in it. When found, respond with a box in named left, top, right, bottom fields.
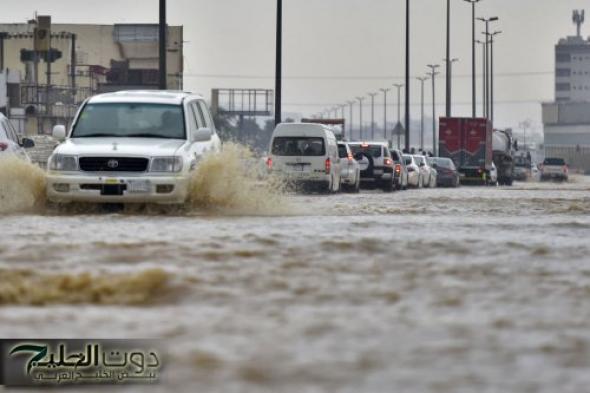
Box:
left=128, top=180, right=151, bottom=194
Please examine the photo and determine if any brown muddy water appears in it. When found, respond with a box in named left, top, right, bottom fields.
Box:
left=1, top=154, right=590, bottom=392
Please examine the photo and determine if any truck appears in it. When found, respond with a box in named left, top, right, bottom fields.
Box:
left=439, top=117, right=515, bottom=185
left=492, top=129, right=516, bottom=186
left=439, top=117, right=493, bottom=184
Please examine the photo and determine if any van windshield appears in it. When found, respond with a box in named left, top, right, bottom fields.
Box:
left=272, top=137, right=326, bottom=156
left=72, top=103, right=185, bottom=139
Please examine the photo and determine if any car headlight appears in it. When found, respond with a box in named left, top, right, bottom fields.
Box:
left=150, top=157, right=183, bottom=172
left=49, top=154, right=78, bottom=171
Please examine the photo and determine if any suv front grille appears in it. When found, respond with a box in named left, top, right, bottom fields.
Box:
left=79, top=157, right=149, bottom=172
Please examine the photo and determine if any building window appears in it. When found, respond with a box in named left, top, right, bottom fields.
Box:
left=556, top=53, right=571, bottom=62
left=556, top=83, right=571, bottom=91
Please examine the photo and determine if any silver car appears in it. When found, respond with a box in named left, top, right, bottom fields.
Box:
left=338, top=142, right=360, bottom=193
left=0, top=113, right=34, bottom=161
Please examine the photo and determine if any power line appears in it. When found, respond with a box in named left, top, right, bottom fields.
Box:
left=282, top=98, right=550, bottom=107
left=184, top=70, right=553, bottom=81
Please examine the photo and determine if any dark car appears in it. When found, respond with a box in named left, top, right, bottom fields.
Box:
left=429, top=157, right=460, bottom=187
left=390, top=149, right=409, bottom=190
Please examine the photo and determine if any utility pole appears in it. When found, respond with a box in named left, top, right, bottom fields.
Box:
left=393, top=83, right=404, bottom=149
left=464, top=0, right=481, bottom=117
left=416, top=77, right=428, bottom=152
left=478, top=16, right=498, bottom=119
left=445, top=0, right=451, bottom=117
left=427, top=64, right=440, bottom=156
left=404, top=0, right=411, bottom=151
left=274, top=0, right=283, bottom=126
left=368, top=92, right=377, bottom=140
left=158, top=0, right=167, bottom=90
left=356, top=96, right=365, bottom=140
left=379, top=88, right=390, bottom=142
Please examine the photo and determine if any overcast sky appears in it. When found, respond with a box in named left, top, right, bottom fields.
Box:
left=3, top=0, right=590, bottom=134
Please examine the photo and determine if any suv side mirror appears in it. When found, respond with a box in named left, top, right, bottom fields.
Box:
left=191, top=127, right=212, bottom=142
left=53, top=125, right=66, bottom=141
left=20, top=137, right=35, bottom=148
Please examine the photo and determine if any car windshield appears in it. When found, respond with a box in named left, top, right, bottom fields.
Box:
left=543, top=158, right=565, bottom=165
left=433, top=158, right=456, bottom=169
left=349, top=145, right=382, bottom=158
left=272, top=137, right=325, bottom=156
left=414, top=156, right=425, bottom=165
left=338, top=144, right=349, bottom=158
left=390, top=150, right=401, bottom=161
left=403, top=155, right=413, bottom=165
left=72, top=103, right=185, bottom=139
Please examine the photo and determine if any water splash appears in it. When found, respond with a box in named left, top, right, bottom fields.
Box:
left=187, top=143, right=288, bottom=215
left=0, top=157, right=46, bottom=214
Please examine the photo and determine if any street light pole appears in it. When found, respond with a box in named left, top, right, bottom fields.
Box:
left=340, top=104, right=347, bottom=139
left=379, top=88, right=390, bottom=142
left=443, top=57, right=459, bottom=116
left=356, top=96, right=365, bottom=140
left=416, top=77, right=428, bottom=152
left=347, top=101, right=355, bottom=139
left=427, top=64, right=440, bottom=156
left=445, top=0, right=451, bottom=117
left=489, top=31, right=501, bottom=125
left=464, top=0, right=481, bottom=118
left=476, top=39, right=486, bottom=117
left=477, top=16, right=498, bottom=120
left=158, top=0, right=167, bottom=90
left=393, top=83, right=404, bottom=149
left=274, top=0, right=283, bottom=126
left=404, top=0, right=411, bottom=151
left=368, top=93, right=378, bottom=140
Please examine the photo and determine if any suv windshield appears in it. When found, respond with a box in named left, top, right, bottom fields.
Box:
left=72, top=103, right=185, bottom=139
left=390, top=150, right=401, bottom=162
left=543, top=158, right=565, bottom=166
left=403, top=155, right=413, bottom=165
left=272, top=137, right=326, bottom=156
left=349, top=145, right=383, bottom=158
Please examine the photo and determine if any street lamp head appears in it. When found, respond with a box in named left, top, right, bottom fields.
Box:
left=492, top=30, right=503, bottom=36
left=489, top=16, right=499, bottom=22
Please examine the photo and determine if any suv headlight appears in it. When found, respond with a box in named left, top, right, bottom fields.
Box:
left=49, top=154, right=78, bottom=171
left=150, top=157, right=183, bottom=173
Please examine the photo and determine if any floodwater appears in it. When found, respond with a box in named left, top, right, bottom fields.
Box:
left=1, top=154, right=590, bottom=392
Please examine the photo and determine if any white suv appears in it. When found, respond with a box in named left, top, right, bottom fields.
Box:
left=46, top=91, right=221, bottom=204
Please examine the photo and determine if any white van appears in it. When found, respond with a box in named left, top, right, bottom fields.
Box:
left=267, top=123, right=341, bottom=192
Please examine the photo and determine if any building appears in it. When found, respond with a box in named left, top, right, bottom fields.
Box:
left=543, top=10, right=590, bottom=173
left=0, top=18, right=183, bottom=135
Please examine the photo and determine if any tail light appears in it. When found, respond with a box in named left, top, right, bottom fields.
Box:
left=347, top=153, right=354, bottom=162
left=395, top=164, right=401, bottom=173
left=0, top=143, right=8, bottom=152
left=325, top=158, right=331, bottom=174
left=564, top=165, right=568, bottom=174
left=266, top=157, right=273, bottom=170
left=384, top=158, right=393, bottom=167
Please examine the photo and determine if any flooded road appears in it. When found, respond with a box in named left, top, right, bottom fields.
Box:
left=1, top=175, right=590, bottom=392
